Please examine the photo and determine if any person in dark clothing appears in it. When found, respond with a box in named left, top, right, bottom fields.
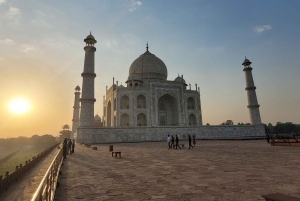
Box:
left=67, top=139, right=72, bottom=155
left=188, top=135, right=194, bottom=149
left=266, top=133, right=270, bottom=143
left=63, top=138, right=68, bottom=159
left=171, top=135, right=175, bottom=149
left=192, top=135, right=196, bottom=147
left=72, top=139, right=75, bottom=153
left=175, top=135, right=181, bottom=149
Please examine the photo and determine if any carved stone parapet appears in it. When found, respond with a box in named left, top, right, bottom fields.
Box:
left=84, top=46, right=96, bottom=51
left=243, top=67, right=252, bottom=71
left=245, top=86, right=256, bottom=90
left=247, top=104, right=260, bottom=108
left=80, top=98, right=96, bottom=103
left=81, top=72, right=96, bottom=78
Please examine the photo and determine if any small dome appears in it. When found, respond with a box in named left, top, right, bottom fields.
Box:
left=126, top=73, right=143, bottom=83
left=63, top=124, right=69, bottom=130
left=242, top=57, right=252, bottom=66
left=84, top=32, right=97, bottom=44
left=86, top=34, right=95, bottom=40
left=174, top=76, right=188, bottom=86
left=129, top=49, right=168, bottom=82
left=94, top=115, right=101, bottom=121
left=118, top=84, right=125, bottom=88
left=75, top=86, right=81, bottom=91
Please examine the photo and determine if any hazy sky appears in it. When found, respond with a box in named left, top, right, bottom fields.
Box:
left=0, top=0, right=299, bottom=138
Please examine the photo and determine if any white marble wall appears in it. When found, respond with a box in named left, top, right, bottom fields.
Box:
left=76, top=124, right=265, bottom=144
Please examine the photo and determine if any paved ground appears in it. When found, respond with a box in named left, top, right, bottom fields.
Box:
left=0, top=147, right=60, bottom=201
left=54, top=140, right=300, bottom=201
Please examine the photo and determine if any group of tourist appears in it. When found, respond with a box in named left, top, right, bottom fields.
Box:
left=62, top=138, right=75, bottom=159
left=266, top=132, right=300, bottom=143
left=167, top=135, right=196, bottom=149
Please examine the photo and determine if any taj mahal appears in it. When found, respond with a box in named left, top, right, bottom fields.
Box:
left=72, top=33, right=264, bottom=143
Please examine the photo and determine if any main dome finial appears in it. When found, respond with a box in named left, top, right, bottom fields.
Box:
left=146, top=42, right=149, bottom=51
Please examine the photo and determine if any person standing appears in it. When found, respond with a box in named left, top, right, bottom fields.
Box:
left=175, top=135, right=181, bottom=149
left=171, top=135, right=175, bottom=149
left=72, top=139, right=75, bottom=153
left=167, top=135, right=171, bottom=149
left=188, top=135, right=194, bottom=149
left=266, top=133, right=270, bottom=143
left=63, top=138, right=68, bottom=159
left=192, top=135, right=196, bottom=147
left=67, top=139, right=72, bottom=155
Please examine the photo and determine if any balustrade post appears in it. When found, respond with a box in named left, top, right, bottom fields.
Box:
left=15, top=166, right=18, bottom=181
left=5, top=171, right=9, bottom=190
left=19, top=164, right=22, bottom=178
left=0, top=175, right=3, bottom=193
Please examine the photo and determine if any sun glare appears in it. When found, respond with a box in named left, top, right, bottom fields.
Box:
left=9, top=98, right=31, bottom=114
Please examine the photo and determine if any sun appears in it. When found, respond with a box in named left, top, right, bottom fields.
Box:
left=9, top=98, right=31, bottom=114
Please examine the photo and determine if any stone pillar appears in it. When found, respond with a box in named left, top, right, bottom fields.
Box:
left=79, top=33, right=97, bottom=127
left=242, top=57, right=262, bottom=125
left=71, top=86, right=81, bottom=139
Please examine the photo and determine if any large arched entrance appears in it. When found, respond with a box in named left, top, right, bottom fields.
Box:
left=137, top=113, right=147, bottom=126
left=121, top=113, right=129, bottom=126
left=107, top=101, right=111, bottom=127
left=188, top=113, right=196, bottom=125
left=121, top=95, right=129, bottom=109
left=187, top=97, right=195, bottom=109
left=158, top=94, right=178, bottom=126
left=137, top=95, right=146, bottom=108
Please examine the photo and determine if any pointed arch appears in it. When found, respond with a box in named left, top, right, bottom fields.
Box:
left=121, top=113, right=129, bottom=126
left=121, top=95, right=129, bottom=109
left=107, top=101, right=111, bottom=127
left=137, top=94, right=146, bottom=108
left=158, top=94, right=178, bottom=126
left=188, top=113, right=196, bottom=125
left=137, top=113, right=147, bottom=126
left=187, top=97, right=195, bottom=110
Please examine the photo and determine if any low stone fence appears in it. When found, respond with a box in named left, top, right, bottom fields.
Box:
left=0, top=143, right=60, bottom=196
left=31, top=144, right=63, bottom=201
left=77, top=124, right=265, bottom=144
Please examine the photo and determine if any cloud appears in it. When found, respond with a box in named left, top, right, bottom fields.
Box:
left=0, top=5, right=21, bottom=20
left=20, top=44, right=36, bottom=54
left=255, top=25, right=271, bottom=33
left=105, top=40, right=118, bottom=49
left=129, top=0, right=142, bottom=12
left=0, top=39, right=15, bottom=45
left=0, top=0, right=6, bottom=5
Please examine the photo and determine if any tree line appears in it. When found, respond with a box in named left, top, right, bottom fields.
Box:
left=209, top=120, right=300, bottom=134
left=264, top=122, right=300, bottom=134
left=0, top=134, right=58, bottom=150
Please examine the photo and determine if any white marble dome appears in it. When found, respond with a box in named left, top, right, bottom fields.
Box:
left=129, top=50, right=168, bottom=81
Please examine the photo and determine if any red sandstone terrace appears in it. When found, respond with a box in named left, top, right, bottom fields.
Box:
left=54, top=140, right=300, bottom=201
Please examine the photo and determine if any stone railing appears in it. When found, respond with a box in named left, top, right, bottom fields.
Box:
left=0, top=143, right=59, bottom=196
left=31, top=144, right=63, bottom=201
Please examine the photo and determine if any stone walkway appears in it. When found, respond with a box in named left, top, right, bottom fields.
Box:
left=0, top=147, right=60, bottom=201
left=54, top=140, right=300, bottom=201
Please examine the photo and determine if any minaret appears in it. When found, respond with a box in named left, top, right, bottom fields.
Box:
left=71, top=86, right=81, bottom=139
left=79, top=32, right=97, bottom=127
left=242, top=57, right=262, bottom=124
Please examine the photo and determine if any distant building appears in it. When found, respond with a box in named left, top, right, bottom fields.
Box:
left=59, top=124, right=71, bottom=141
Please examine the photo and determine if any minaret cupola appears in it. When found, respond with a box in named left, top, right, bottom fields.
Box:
left=84, top=32, right=97, bottom=46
